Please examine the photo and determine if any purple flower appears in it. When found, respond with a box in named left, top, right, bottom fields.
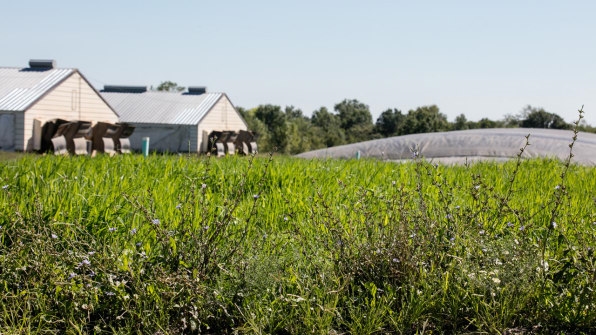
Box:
left=130, top=228, right=137, bottom=235
left=68, top=272, right=77, bottom=279
left=176, top=203, right=182, bottom=210
left=201, top=183, right=207, bottom=189
left=1, top=185, right=8, bottom=190
left=152, top=219, right=160, bottom=225
left=253, top=194, right=259, bottom=200
left=109, top=227, right=116, bottom=232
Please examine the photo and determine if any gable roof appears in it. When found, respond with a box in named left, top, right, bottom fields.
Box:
left=101, top=90, right=229, bottom=125
left=0, top=66, right=75, bottom=111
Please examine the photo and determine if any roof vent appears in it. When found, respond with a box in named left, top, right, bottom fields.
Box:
left=187, top=86, right=207, bottom=95
left=102, top=85, right=147, bottom=93
left=29, top=59, right=56, bottom=69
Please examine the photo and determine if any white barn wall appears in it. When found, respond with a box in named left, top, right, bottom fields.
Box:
left=197, top=96, right=247, bottom=152
left=22, top=72, right=119, bottom=151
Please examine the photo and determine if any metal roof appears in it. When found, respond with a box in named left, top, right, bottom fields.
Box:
left=101, top=91, right=224, bottom=125
left=0, top=67, right=74, bottom=111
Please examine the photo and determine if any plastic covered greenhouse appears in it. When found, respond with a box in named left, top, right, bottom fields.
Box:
left=296, top=128, right=596, bottom=165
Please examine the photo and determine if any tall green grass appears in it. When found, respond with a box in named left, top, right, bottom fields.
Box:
left=1, top=141, right=595, bottom=333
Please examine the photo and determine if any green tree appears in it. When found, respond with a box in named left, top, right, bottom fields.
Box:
left=519, top=105, right=568, bottom=129
left=374, top=108, right=405, bottom=137
left=156, top=81, right=185, bottom=92
left=238, top=107, right=271, bottom=152
left=452, top=114, right=469, bottom=131
left=311, top=107, right=346, bottom=147
left=477, top=118, right=500, bottom=128
left=284, top=105, right=324, bottom=154
left=334, top=99, right=374, bottom=143
left=254, top=104, right=288, bottom=152
left=401, top=105, right=449, bottom=135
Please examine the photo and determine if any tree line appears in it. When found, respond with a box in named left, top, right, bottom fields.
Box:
left=237, top=100, right=594, bottom=154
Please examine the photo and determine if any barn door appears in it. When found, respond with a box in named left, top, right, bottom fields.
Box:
left=0, top=114, right=15, bottom=150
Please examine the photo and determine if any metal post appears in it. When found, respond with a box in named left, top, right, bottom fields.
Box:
left=142, top=137, right=150, bottom=157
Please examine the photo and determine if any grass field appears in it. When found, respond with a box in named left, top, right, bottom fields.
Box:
left=1, top=149, right=595, bottom=333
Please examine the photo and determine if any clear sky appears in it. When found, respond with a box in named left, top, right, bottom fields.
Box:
left=2, top=1, right=595, bottom=125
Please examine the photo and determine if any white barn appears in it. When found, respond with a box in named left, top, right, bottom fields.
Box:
left=100, top=86, right=248, bottom=153
left=0, top=60, right=119, bottom=152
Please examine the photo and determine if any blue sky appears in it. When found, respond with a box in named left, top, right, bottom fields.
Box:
left=2, top=1, right=595, bottom=125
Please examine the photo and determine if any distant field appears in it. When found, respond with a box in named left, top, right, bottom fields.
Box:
left=1, top=154, right=595, bottom=333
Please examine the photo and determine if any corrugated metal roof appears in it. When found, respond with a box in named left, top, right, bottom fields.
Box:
left=101, top=91, right=223, bottom=125
left=0, top=67, right=74, bottom=111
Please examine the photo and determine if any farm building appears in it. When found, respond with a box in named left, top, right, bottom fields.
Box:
left=0, top=60, right=119, bottom=152
left=100, top=86, right=249, bottom=153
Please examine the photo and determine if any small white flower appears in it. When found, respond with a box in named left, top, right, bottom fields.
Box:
left=109, top=227, right=116, bottom=232
left=492, top=277, right=501, bottom=284
left=552, top=222, right=557, bottom=229
left=51, top=233, right=58, bottom=239
left=1, top=185, right=8, bottom=190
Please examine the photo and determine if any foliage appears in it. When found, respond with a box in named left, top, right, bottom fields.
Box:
left=375, top=108, right=405, bottom=137
left=234, top=99, right=595, bottom=154
left=519, top=105, right=569, bottom=129
left=254, top=104, right=288, bottom=152
left=311, top=106, right=346, bottom=147
left=401, top=105, right=450, bottom=134
left=334, top=99, right=374, bottom=143
left=156, top=80, right=185, bottom=92
left=1, top=113, right=595, bottom=333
